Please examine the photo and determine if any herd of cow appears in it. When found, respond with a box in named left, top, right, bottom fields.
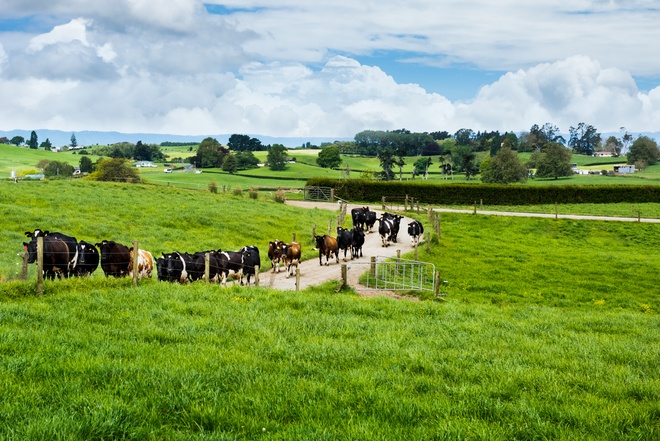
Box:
left=21, top=207, right=424, bottom=284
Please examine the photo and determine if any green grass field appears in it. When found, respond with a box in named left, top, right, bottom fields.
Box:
left=0, top=179, right=658, bottom=439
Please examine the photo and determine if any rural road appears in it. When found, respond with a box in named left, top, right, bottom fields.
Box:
left=262, top=201, right=420, bottom=294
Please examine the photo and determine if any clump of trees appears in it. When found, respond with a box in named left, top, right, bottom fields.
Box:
left=88, top=158, right=140, bottom=183
left=316, top=145, right=342, bottom=169
left=480, top=148, right=527, bottom=184
left=627, top=136, right=660, bottom=170
left=266, top=144, right=288, bottom=171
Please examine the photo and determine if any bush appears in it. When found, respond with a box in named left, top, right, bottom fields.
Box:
left=274, top=189, right=286, bottom=203
left=208, top=181, right=218, bottom=194
left=233, top=187, right=243, bottom=197
left=249, top=187, right=259, bottom=200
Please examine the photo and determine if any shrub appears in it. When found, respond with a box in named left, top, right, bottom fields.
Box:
left=208, top=181, right=218, bottom=193
left=233, top=187, right=243, bottom=197
left=274, top=189, right=286, bottom=203
left=249, top=187, right=259, bottom=200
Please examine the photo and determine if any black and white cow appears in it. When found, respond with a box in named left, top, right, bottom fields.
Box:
left=239, top=245, right=260, bottom=286
left=73, top=240, right=99, bottom=277
left=408, top=220, right=424, bottom=246
left=23, top=235, right=70, bottom=280
left=382, top=212, right=403, bottom=243
left=351, top=226, right=365, bottom=258
left=217, top=250, right=245, bottom=286
left=25, top=229, right=79, bottom=277
left=336, top=227, right=354, bottom=261
left=377, top=216, right=393, bottom=247
left=162, top=251, right=191, bottom=283
left=351, top=207, right=368, bottom=230
left=364, top=210, right=377, bottom=232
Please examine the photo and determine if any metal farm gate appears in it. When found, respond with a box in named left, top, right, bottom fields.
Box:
left=348, top=256, right=436, bottom=292
left=303, top=186, right=334, bottom=201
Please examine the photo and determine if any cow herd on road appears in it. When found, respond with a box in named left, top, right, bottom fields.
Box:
left=21, top=207, right=424, bottom=284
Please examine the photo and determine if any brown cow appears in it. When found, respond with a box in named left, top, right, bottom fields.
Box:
left=314, top=235, right=339, bottom=266
left=95, top=240, right=130, bottom=277
left=281, top=242, right=301, bottom=277
left=129, top=248, right=154, bottom=279
left=268, top=240, right=284, bottom=272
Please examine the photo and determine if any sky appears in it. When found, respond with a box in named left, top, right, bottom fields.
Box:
left=0, top=1, right=659, bottom=140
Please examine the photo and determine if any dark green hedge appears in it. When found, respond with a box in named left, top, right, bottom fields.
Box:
left=306, top=178, right=660, bottom=205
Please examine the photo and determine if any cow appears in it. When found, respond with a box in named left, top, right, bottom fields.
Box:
left=280, top=242, right=301, bottom=277
left=239, top=245, right=260, bottom=286
left=217, top=250, right=245, bottom=286
left=377, top=216, right=393, bottom=247
left=184, top=251, right=221, bottom=282
left=156, top=257, right=167, bottom=281
left=408, top=220, right=424, bottom=246
left=364, top=210, right=377, bottom=232
left=351, top=226, right=365, bottom=258
left=23, top=235, right=70, bottom=280
left=351, top=207, right=369, bottom=230
left=161, top=251, right=191, bottom=283
left=128, top=247, right=154, bottom=279
left=73, top=240, right=99, bottom=277
left=314, top=235, right=339, bottom=266
left=95, top=240, right=131, bottom=277
left=25, top=229, right=78, bottom=277
left=268, top=240, right=284, bottom=273
left=382, top=212, right=403, bottom=243
left=336, top=227, right=354, bottom=261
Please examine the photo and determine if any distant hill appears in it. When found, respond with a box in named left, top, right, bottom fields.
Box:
left=0, top=129, right=350, bottom=149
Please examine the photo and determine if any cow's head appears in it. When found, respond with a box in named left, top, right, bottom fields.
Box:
left=314, top=235, right=326, bottom=249
left=23, top=239, right=38, bottom=264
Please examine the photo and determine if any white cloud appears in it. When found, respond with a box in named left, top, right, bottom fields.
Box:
left=27, top=18, right=91, bottom=53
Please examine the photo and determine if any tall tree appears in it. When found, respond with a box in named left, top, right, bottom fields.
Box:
left=480, top=147, right=527, bottom=184
left=222, top=154, right=238, bottom=173
left=79, top=156, right=93, bottom=173
left=527, top=143, right=573, bottom=180
left=377, top=148, right=395, bottom=181
left=569, top=123, right=601, bottom=155
left=451, top=144, right=479, bottom=180
left=40, top=138, right=52, bottom=150
left=28, top=131, right=38, bottom=149
left=620, top=127, right=633, bottom=155
left=316, top=145, right=342, bottom=169
left=627, top=136, right=660, bottom=167
left=190, top=137, right=228, bottom=168
left=70, top=133, right=78, bottom=148
left=267, top=144, right=288, bottom=171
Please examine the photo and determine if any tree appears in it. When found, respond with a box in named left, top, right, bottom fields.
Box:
left=0, top=136, right=9, bottom=144
left=190, top=137, right=228, bottom=168
left=413, top=157, right=432, bottom=180
left=451, top=144, right=479, bottom=180
left=395, top=149, right=406, bottom=181
left=267, top=144, right=288, bottom=171
left=603, top=136, right=622, bottom=155
left=222, top=154, right=238, bottom=173
left=28, top=131, right=38, bottom=149
left=480, top=147, right=527, bottom=184
left=70, top=133, right=78, bottom=148
left=627, top=136, right=660, bottom=166
left=377, top=148, right=395, bottom=181
left=43, top=160, right=74, bottom=179
left=569, top=123, right=601, bottom=155
left=620, top=127, right=633, bottom=155
left=527, top=143, right=573, bottom=180
left=228, top=134, right=263, bottom=152
left=316, top=145, right=342, bottom=169
left=40, top=138, right=52, bottom=150
left=454, top=128, right=475, bottom=147
left=133, top=141, right=151, bottom=161
left=88, top=158, right=140, bottom=182
left=234, top=151, right=260, bottom=170
left=10, top=136, right=24, bottom=146
left=79, top=156, right=93, bottom=173
left=420, top=141, right=441, bottom=156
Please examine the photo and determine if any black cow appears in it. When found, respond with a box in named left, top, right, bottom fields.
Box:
left=73, top=240, right=99, bottom=277
left=314, top=235, right=339, bottom=266
left=408, top=220, right=425, bottom=246
left=336, top=227, right=354, bottom=261
left=239, top=245, right=261, bottom=285
left=351, top=207, right=368, bottom=230
left=161, top=251, right=191, bottom=283
left=23, top=235, right=70, bottom=280
left=95, top=240, right=130, bottom=277
left=364, top=210, right=377, bottom=232
left=351, top=226, right=365, bottom=258
left=25, top=229, right=78, bottom=277
left=186, top=251, right=221, bottom=282
left=217, top=250, right=245, bottom=286
left=156, top=257, right=167, bottom=281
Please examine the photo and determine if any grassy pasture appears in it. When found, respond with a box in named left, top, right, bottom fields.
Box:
left=0, top=179, right=658, bottom=439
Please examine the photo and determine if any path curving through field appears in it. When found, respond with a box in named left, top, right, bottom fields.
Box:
left=263, top=201, right=420, bottom=294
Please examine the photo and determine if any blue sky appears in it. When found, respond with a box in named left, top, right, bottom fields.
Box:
left=0, top=1, right=659, bottom=140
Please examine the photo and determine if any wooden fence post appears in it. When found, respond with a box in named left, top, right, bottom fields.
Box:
left=312, top=224, right=316, bottom=244
left=370, top=256, right=376, bottom=278
left=426, top=232, right=431, bottom=253
left=204, top=252, right=210, bottom=283
left=255, top=268, right=260, bottom=287
left=555, top=201, right=558, bottom=220
left=434, top=273, right=441, bottom=297
left=21, top=252, right=28, bottom=280
left=382, top=196, right=386, bottom=211
left=340, top=264, right=347, bottom=290
left=37, top=236, right=43, bottom=296
left=330, top=188, right=335, bottom=202
left=132, top=240, right=139, bottom=287
left=295, top=268, right=301, bottom=292
left=292, top=233, right=296, bottom=242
